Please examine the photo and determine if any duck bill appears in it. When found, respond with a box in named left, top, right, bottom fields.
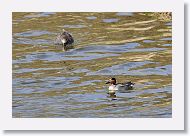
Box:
left=105, top=81, right=110, bottom=84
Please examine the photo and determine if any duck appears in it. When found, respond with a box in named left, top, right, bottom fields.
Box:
left=105, top=78, right=134, bottom=94
left=54, top=29, right=74, bottom=50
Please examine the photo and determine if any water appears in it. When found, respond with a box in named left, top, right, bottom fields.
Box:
left=12, top=12, right=172, bottom=118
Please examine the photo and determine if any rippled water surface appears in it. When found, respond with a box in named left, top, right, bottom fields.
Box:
left=13, top=12, right=172, bottom=118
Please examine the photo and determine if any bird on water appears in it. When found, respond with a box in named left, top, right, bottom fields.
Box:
left=106, top=78, right=135, bottom=95
left=54, top=29, right=74, bottom=50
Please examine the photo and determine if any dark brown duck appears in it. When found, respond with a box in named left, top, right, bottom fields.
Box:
left=55, top=29, right=74, bottom=50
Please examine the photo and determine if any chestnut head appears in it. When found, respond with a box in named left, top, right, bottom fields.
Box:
left=106, top=78, right=117, bottom=85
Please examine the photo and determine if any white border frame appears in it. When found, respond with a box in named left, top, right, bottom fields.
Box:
left=0, top=0, right=184, bottom=130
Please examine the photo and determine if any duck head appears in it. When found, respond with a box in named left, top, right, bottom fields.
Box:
left=106, top=78, right=117, bottom=85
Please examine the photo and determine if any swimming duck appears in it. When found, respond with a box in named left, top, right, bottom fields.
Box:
left=54, top=29, right=74, bottom=50
left=106, top=78, right=134, bottom=94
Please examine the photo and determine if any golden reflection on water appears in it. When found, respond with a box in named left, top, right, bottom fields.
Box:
left=13, top=12, right=172, bottom=118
